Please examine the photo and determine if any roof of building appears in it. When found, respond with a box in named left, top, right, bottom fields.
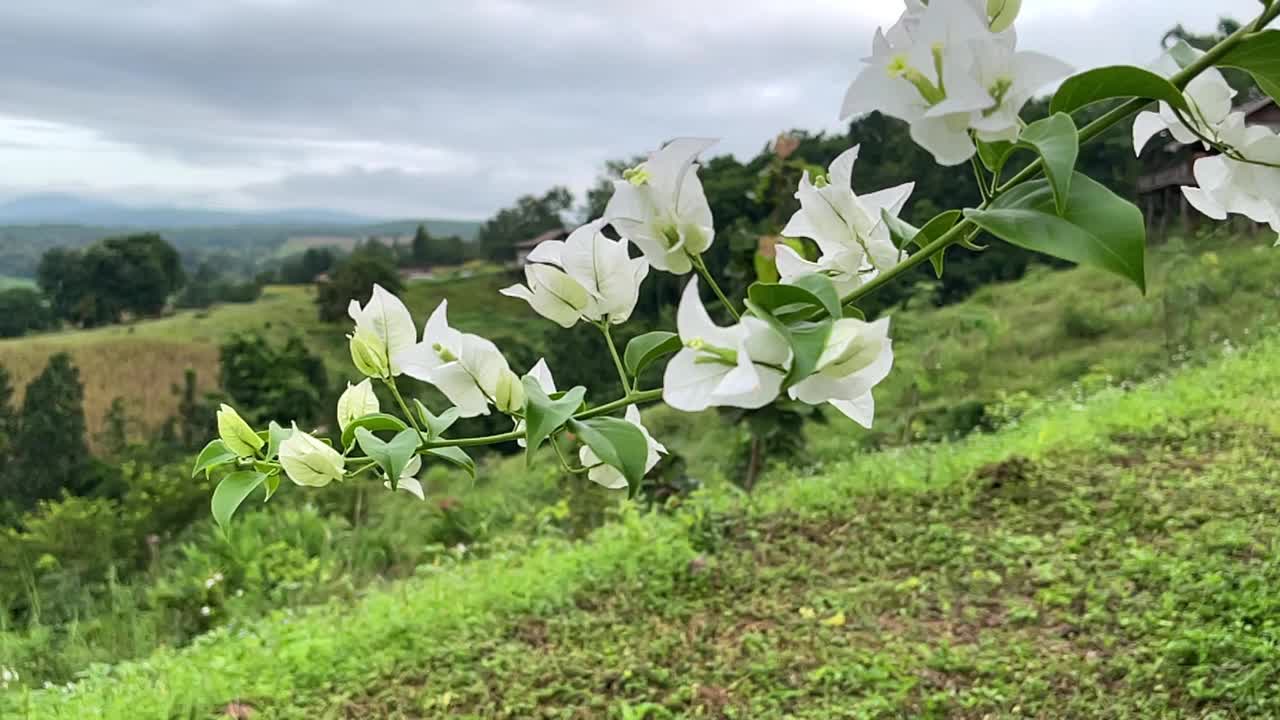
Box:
left=515, top=227, right=570, bottom=249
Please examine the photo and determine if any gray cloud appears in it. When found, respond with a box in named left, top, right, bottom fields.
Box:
left=0, top=0, right=1263, bottom=217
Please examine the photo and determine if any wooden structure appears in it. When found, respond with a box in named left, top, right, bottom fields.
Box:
left=513, top=227, right=570, bottom=266
left=1137, top=96, right=1277, bottom=237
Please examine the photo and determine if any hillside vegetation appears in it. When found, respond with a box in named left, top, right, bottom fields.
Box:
left=6, top=302, right=1279, bottom=718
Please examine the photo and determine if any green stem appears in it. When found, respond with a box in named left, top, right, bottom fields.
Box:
left=691, top=254, right=741, bottom=320
left=383, top=378, right=428, bottom=445
left=970, top=155, right=991, bottom=201
left=550, top=435, right=588, bottom=473
left=599, top=322, right=633, bottom=395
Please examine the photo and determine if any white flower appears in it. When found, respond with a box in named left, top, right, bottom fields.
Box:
left=502, top=219, right=649, bottom=326
left=514, top=358, right=556, bottom=448
left=384, top=455, right=426, bottom=500
left=216, top=404, right=263, bottom=458
left=663, top=279, right=792, bottom=412
left=398, top=300, right=515, bottom=417
left=605, top=137, right=717, bottom=274
left=278, top=423, right=345, bottom=488
left=200, top=606, right=212, bottom=617
left=579, top=406, right=667, bottom=490
left=347, top=284, right=418, bottom=378
left=1182, top=117, right=1280, bottom=244
left=336, top=379, right=380, bottom=432
left=204, top=577, right=216, bottom=589
left=788, top=317, right=894, bottom=428
left=1133, top=49, right=1236, bottom=155
left=842, top=0, right=1069, bottom=165
left=777, top=146, right=914, bottom=293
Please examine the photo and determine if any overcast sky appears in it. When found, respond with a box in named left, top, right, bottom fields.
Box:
left=0, top=0, right=1262, bottom=220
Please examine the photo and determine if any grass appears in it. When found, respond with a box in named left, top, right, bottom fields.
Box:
left=0, top=275, right=36, bottom=291
left=5, top=318, right=1279, bottom=718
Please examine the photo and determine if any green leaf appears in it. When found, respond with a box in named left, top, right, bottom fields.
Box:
left=263, top=472, right=282, bottom=501
left=976, top=139, right=1016, bottom=173
left=882, top=208, right=959, bottom=279
left=211, top=471, right=266, bottom=530
left=623, top=331, right=681, bottom=378
left=747, top=274, right=840, bottom=322
left=1016, top=114, right=1079, bottom=216
left=568, top=417, right=649, bottom=492
left=355, top=427, right=420, bottom=484
left=1049, top=65, right=1190, bottom=115
left=413, top=399, right=460, bottom=440
left=192, top=440, right=238, bottom=479
left=265, top=421, right=290, bottom=461
left=340, top=413, right=409, bottom=450
left=1219, top=30, right=1280, bottom=103
left=744, top=300, right=833, bottom=386
left=880, top=211, right=919, bottom=252
left=965, top=172, right=1146, bottom=292
left=423, top=446, right=476, bottom=479
left=522, top=378, right=587, bottom=463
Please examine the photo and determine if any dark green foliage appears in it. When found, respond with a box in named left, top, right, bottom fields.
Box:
left=315, top=250, right=403, bottom=322
left=0, top=287, right=54, bottom=337
left=0, top=367, right=16, bottom=486
left=476, top=186, right=572, bottom=261
left=278, top=247, right=336, bottom=284
left=173, top=263, right=263, bottom=309
left=7, top=353, right=92, bottom=508
left=219, top=333, right=328, bottom=427
left=36, top=234, right=185, bottom=327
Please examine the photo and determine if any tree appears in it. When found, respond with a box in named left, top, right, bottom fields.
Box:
left=220, top=333, right=329, bottom=427
left=411, top=224, right=432, bottom=266
left=36, top=234, right=185, bottom=327
left=476, top=186, right=573, bottom=261
left=315, top=250, right=403, bottom=323
left=7, top=353, right=92, bottom=508
left=0, top=288, right=54, bottom=338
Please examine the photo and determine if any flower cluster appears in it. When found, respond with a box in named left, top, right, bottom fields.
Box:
left=842, top=0, right=1071, bottom=165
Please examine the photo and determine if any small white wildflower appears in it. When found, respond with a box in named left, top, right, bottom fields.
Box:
left=200, top=605, right=212, bottom=617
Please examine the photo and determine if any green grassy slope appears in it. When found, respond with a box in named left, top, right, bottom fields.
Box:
left=8, top=322, right=1280, bottom=718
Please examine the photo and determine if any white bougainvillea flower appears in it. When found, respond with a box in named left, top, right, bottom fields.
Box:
left=579, top=405, right=667, bottom=490
left=502, top=220, right=649, bottom=326
left=514, top=358, right=557, bottom=448
left=1133, top=50, right=1236, bottom=155
left=843, top=0, right=1068, bottom=164
left=336, top=379, right=380, bottom=432
left=788, top=317, right=894, bottom=428
left=384, top=455, right=425, bottom=500
left=347, top=284, right=418, bottom=377
left=398, top=300, right=514, bottom=417
left=279, top=423, right=345, bottom=488
left=779, top=146, right=914, bottom=290
left=1182, top=116, right=1280, bottom=244
left=664, top=279, right=792, bottom=412
left=605, top=137, right=717, bottom=274
left=216, top=403, right=263, bottom=458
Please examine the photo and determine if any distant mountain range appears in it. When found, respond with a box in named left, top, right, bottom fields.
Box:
left=0, top=193, right=387, bottom=228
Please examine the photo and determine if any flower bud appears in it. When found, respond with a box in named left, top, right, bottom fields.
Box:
left=278, top=423, right=345, bottom=488
left=349, top=330, right=390, bottom=379
left=493, top=369, right=525, bottom=415
left=336, top=379, right=380, bottom=432
left=217, top=404, right=263, bottom=458
left=987, top=0, right=1021, bottom=33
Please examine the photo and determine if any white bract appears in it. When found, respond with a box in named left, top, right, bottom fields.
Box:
left=605, top=138, right=717, bottom=274
left=788, top=318, right=895, bottom=428
left=842, top=0, right=1070, bottom=165
left=502, top=219, right=649, bottom=327
left=514, top=358, right=556, bottom=448
left=336, top=379, right=380, bottom=432
left=279, top=423, right=345, bottom=488
left=1133, top=50, right=1236, bottom=155
left=384, top=456, right=425, bottom=500
left=579, top=405, right=667, bottom=490
left=398, top=300, right=515, bottom=417
left=777, top=146, right=914, bottom=294
left=1182, top=116, right=1280, bottom=244
left=663, top=279, right=792, bottom=412
left=347, top=284, right=418, bottom=378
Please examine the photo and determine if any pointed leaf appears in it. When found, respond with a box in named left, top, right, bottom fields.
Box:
left=266, top=421, right=291, bottom=461
left=568, top=417, right=648, bottom=491
left=1049, top=65, right=1190, bottom=115
left=522, top=378, right=587, bottom=463
left=976, top=139, right=1016, bottom=173
left=413, top=399, right=460, bottom=440
left=745, top=300, right=833, bottom=386
left=193, top=440, right=238, bottom=479
left=355, top=427, right=420, bottom=484
left=212, top=471, right=267, bottom=530
left=341, top=413, right=409, bottom=450
left=423, top=446, right=476, bottom=479
left=263, top=472, right=282, bottom=501
left=1015, top=113, right=1079, bottom=216
left=883, top=208, right=959, bottom=279
left=1219, top=30, right=1280, bottom=103
left=623, top=331, right=681, bottom=378
left=748, top=274, right=840, bottom=323
left=965, top=173, right=1146, bottom=292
